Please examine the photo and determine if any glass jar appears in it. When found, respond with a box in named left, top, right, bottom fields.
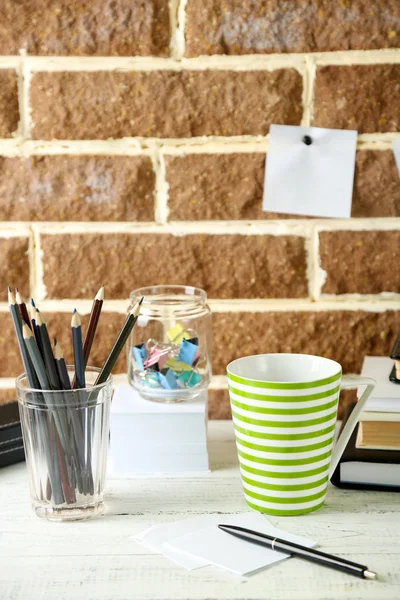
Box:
left=127, top=285, right=212, bottom=403
left=16, top=367, right=112, bottom=521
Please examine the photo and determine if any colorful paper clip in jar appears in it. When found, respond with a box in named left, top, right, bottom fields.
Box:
left=127, top=286, right=212, bottom=403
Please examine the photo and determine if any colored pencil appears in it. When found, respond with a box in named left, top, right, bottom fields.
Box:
left=30, top=300, right=44, bottom=359
left=35, top=309, right=61, bottom=390
left=83, top=285, right=104, bottom=367
left=71, top=286, right=104, bottom=388
left=94, top=298, right=143, bottom=386
left=22, top=323, right=65, bottom=505
left=71, top=310, right=85, bottom=389
left=53, top=338, right=72, bottom=390
left=15, top=288, right=31, bottom=330
left=54, top=338, right=88, bottom=494
left=8, top=288, right=39, bottom=389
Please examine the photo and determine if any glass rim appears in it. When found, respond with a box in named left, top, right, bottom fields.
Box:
left=15, top=365, right=113, bottom=394
left=130, top=285, right=207, bottom=304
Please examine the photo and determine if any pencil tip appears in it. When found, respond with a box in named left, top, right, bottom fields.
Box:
left=30, top=298, right=35, bottom=307
left=71, top=310, right=81, bottom=327
left=95, top=286, right=104, bottom=301
left=139, top=296, right=144, bottom=306
left=8, top=287, right=16, bottom=305
left=22, top=322, right=33, bottom=338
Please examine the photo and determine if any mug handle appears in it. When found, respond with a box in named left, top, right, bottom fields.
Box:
left=329, top=375, right=376, bottom=477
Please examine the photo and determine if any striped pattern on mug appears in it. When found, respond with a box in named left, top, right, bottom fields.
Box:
left=227, top=369, right=342, bottom=516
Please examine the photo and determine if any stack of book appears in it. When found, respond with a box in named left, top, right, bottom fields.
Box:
left=332, top=356, right=400, bottom=490
left=0, top=401, right=25, bottom=468
left=108, top=384, right=209, bottom=475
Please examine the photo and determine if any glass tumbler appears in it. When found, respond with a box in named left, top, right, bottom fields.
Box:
left=127, top=285, right=212, bottom=403
left=16, top=367, right=112, bottom=522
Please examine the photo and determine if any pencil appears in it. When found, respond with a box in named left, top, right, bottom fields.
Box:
left=94, top=298, right=143, bottom=386
left=54, top=337, right=88, bottom=495
left=30, top=300, right=44, bottom=359
left=15, top=288, right=31, bottom=330
left=22, top=323, right=65, bottom=505
left=35, top=309, right=61, bottom=390
left=71, top=310, right=85, bottom=389
left=8, top=288, right=39, bottom=389
left=83, top=285, right=104, bottom=367
left=71, top=285, right=104, bottom=389
left=53, top=338, right=72, bottom=390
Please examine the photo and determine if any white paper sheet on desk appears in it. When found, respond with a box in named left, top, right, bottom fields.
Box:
left=164, top=512, right=316, bottom=576
left=263, top=124, right=357, bottom=218
left=134, top=515, right=223, bottom=569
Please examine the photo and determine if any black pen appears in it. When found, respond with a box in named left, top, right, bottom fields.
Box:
left=218, top=524, right=377, bottom=580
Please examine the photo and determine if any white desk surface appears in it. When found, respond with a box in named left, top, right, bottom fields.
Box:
left=1, top=420, right=399, bottom=600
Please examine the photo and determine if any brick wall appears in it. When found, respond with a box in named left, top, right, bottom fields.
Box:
left=0, top=1, right=399, bottom=418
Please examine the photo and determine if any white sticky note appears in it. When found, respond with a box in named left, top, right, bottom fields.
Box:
left=392, top=140, right=400, bottom=177
left=164, top=512, right=316, bottom=576
left=263, top=125, right=357, bottom=218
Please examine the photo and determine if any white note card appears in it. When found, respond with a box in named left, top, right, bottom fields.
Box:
left=263, top=125, right=358, bottom=218
left=164, top=512, right=316, bottom=576
left=392, top=139, right=400, bottom=177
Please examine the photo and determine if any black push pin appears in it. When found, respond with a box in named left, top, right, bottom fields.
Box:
left=302, top=135, right=312, bottom=146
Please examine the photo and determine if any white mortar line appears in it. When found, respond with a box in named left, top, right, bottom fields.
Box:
left=8, top=218, right=400, bottom=236
left=0, top=135, right=395, bottom=156
left=155, top=148, right=169, bottom=224
left=0, top=378, right=18, bottom=389
left=209, top=376, right=228, bottom=390
left=20, top=48, right=400, bottom=72
left=170, top=0, right=187, bottom=59
left=301, top=55, right=317, bottom=127
left=308, top=225, right=326, bottom=301
left=0, top=57, right=20, bottom=68
left=321, top=293, right=400, bottom=303
left=0, top=298, right=399, bottom=314
left=31, top=226, right=46, bottom=302
left=26, top=221, right=312, bottom=236
left=0, top=226, right=31, bottom=237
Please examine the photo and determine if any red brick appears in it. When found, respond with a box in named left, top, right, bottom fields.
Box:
left=41, top=233, right=308, bottom=300
left=166, top=153, right=303, bottom=220
left=0, top=237, right=30, bottom=301
left=352, top=151, right=400, bottom=218
left=0, top=389, right=16, bottom=405
left=314, top=65, right=400, bottom=133
left=0, top=0, right=170, bottom=56
left=0, top=70, right=19, bottom=138
left=185, top=0, right=400, bottom=56
left=30, top=70, right=303, bottom=140
left=320, top=230, right=400, bottom=295
left=0, top=156, right=155, bottom=222
left=166, top=151, right=400, bottom=220
left=212, top=310, right=400, bottom=375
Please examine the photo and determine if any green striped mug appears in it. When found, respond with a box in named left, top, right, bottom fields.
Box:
left=227, top=354, right=375, bottom=516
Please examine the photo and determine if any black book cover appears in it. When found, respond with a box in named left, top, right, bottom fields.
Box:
left=0, top=401, right=25, bottom=468
left=331, top=402, right=400, bottom=492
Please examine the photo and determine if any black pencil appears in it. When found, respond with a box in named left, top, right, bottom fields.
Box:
left=8, top=288, right=39, bottom=389
left=71, top=310, right=85, bottom=389
left=53, top=338, right=72, bottom=390
left=94, top=298, right=143, bottom=386
left=35, top=309, right=61, bottom=390
left=30, top=300, right=44, bottom=359
left=15, top=289, right=31, bottom=330
left=218, top=524, right=377, bottom=580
